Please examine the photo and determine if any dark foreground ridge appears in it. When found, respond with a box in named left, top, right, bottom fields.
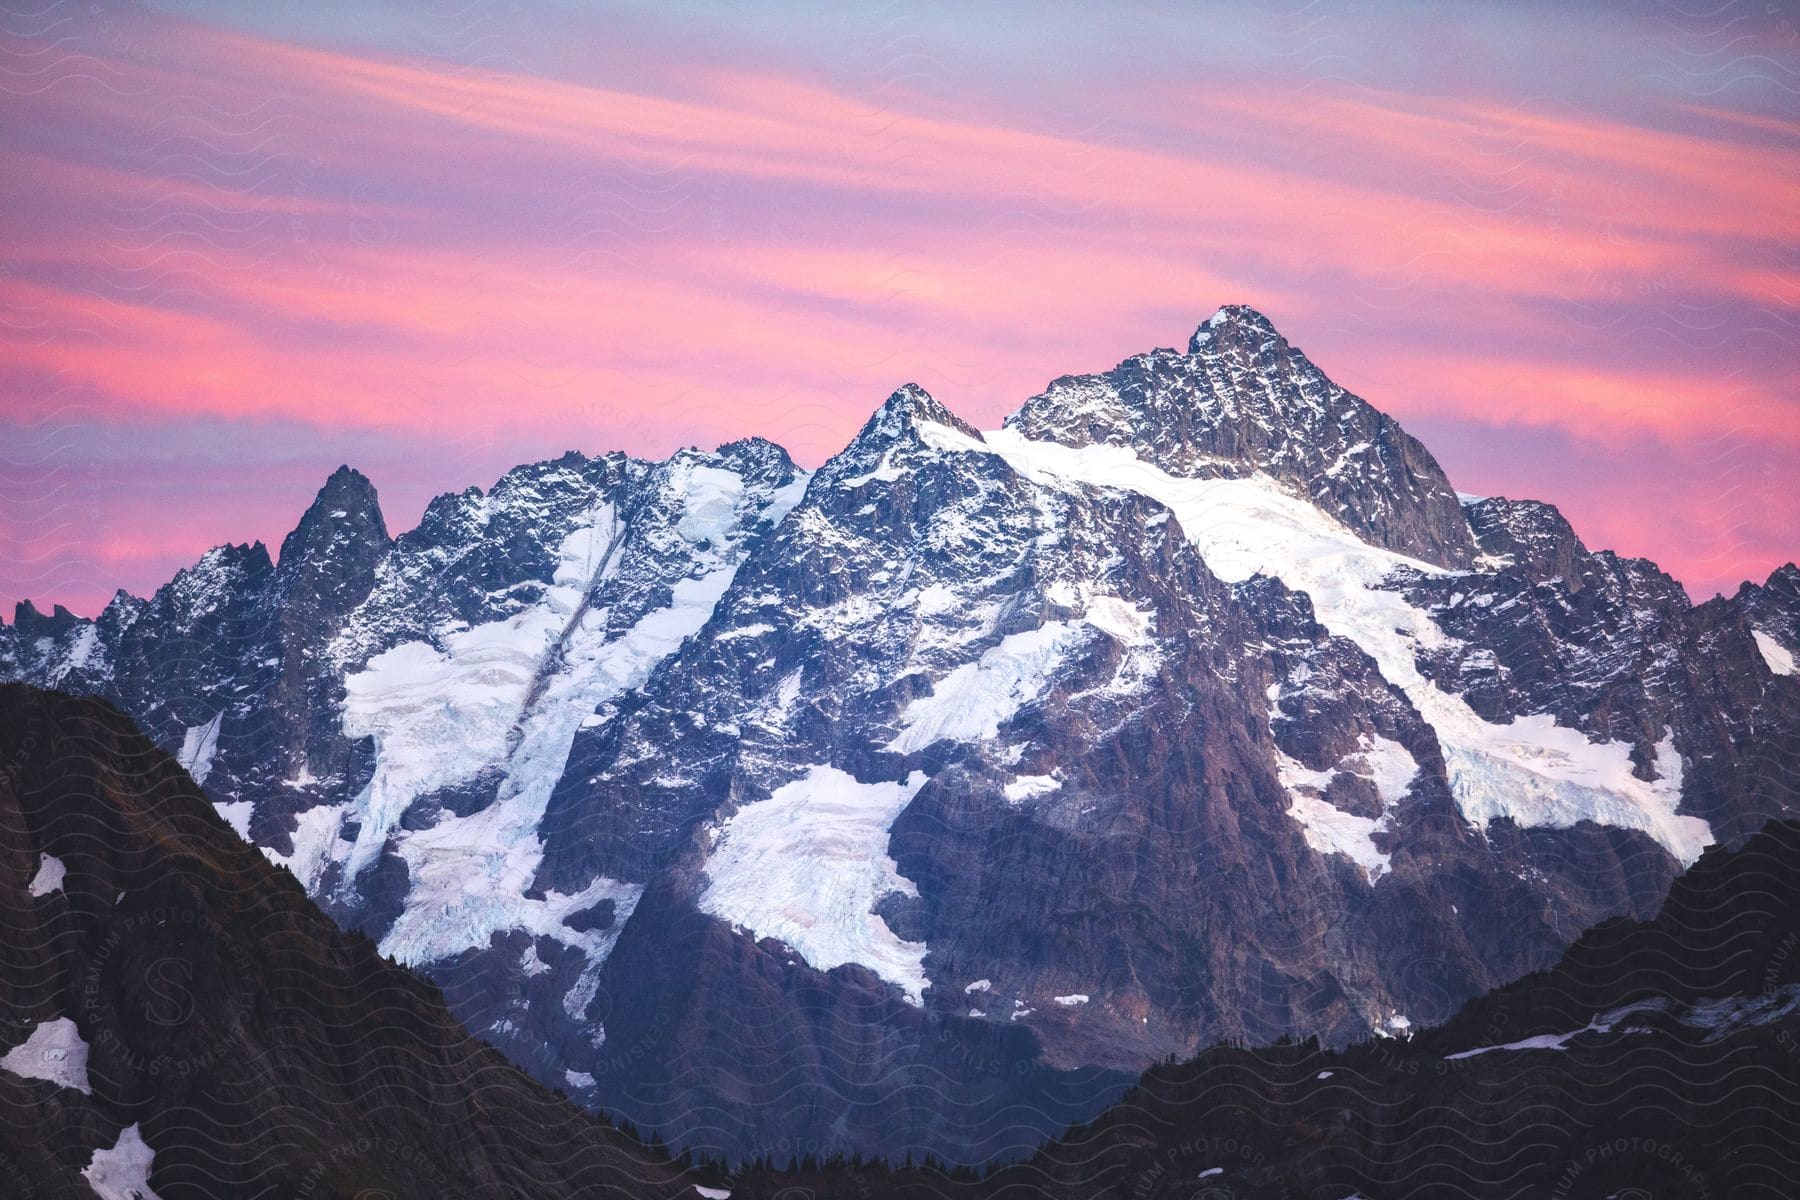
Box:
left=731, top=819, right=1800, bottom=1198
left=0, top=684, right=716, bottom=1199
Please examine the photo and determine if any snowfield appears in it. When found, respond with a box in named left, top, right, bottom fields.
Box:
left=984, top=430, right=1713, bottom=865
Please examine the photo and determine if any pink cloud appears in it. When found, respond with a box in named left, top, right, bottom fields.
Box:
left=0, top=6, right=1793, bottom=615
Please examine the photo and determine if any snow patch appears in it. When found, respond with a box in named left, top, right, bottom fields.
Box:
left=1444, top=997, right=1662, bottom=1060
left=1278, top=735, right=1418, bottom=883
left=27, top=852, right=65, bottom=897
left=1681, top=984, right=1800, bottom=1037
left=699, top=766, right=932, bottom=1004
left=1003, top=774, right=1062, bottom=804
left=1084, top=594, right=1154, bottom=645
left=1753, top=629, right=1796, bottom=676
left=713, top=622, right=775, bottom=642
left=1284, top=788, right=1389, bottom=882
left=176, top=712, right=223, bottom=784
left=263, top=801, right=350, bottom=892
left=214, top=800, right=254, bottom=841
left=83, top=1123, right=165, bottom=1200
left=1053, top=993, right=1089, bottom=1007
left=888, top=623, right=1088, bottom=753
left=1449, top=986, right=1800, bottom=1062
left=0, top=1016, right=90, bottom=1093
left=55, top=624, right=105, bottom=683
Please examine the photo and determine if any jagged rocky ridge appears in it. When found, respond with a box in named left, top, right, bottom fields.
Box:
left=730, top=819, right=1800, bottom=1199
left=0, top=684, right=707, bottom=1198
left=3, top=306, right=1797, bottom=1164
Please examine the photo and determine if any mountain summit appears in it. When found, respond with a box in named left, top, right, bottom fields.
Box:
left=3, top=308, right=1795, bottom=1164
left=1009, top=305, right=1476, bottom=567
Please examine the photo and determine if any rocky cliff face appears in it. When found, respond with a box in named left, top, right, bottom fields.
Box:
left=0, top=684, right=702, bottom=1199
left=730, top=819, right=1800, bottom=1199
left=2, top=306, right=1795, bottom=1164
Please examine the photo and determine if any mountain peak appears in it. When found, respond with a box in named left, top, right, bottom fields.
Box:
left=713, top=435, right=801, bottom=488
left=318, top=464, right=382, bottom=516
left=8, top=599, right=80, bottom=634
left=811, top=385, right=987, bottom=493
left=862, top=383, right=984, bottom=445
left=278, top=464, right=392, bottom=571
left=1188, top=303, right=1283, bottom=354
left=1005, top=305, right=1477, bottom=568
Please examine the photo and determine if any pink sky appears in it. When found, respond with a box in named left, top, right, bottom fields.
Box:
left=2, top=1, right=1796, bottom=616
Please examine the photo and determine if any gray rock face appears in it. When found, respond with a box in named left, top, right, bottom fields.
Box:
left=1, top=307, right=1794, bottom=1166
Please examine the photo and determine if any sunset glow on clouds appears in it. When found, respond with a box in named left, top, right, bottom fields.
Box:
left=2, top=0, right=1795, bottom=615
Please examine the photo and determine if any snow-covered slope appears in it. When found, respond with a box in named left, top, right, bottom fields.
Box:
left=983, top=430, right=1709, bottom=865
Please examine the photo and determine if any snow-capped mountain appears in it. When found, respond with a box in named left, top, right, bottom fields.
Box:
left=4, top=306, right=1796, bottom=1163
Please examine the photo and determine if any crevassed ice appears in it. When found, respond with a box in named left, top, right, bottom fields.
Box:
left=263, top=799, right=349, bottom=889
left=337, top=501, right=624, bottom=882
left=985, top=430, right=1713, bottom=865
left=699, top=766, right=931, bottom=1004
